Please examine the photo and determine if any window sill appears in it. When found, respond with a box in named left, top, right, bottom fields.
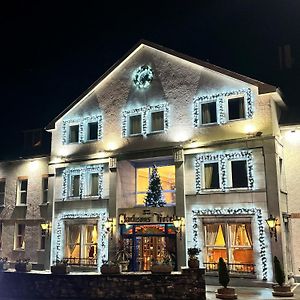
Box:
left=198, top=122, right=218, bottom=127
left=13, top=249, right=25, bottom=252
left=128, top=133, right=143, bottom=137
left=16, top=204, right=27, bottom=207
left=37, top=249, right=45, bottom=252
left=227, top=117, right=247, bottom=123
left=147, top=130, right=165, bottom=135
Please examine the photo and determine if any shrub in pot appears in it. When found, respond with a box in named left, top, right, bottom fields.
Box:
left=51, top=259, right=70, bottom=274
left=115, top=239, right=131, bottom=272
left=15, top=258, right=32, bottom=272
left=100, top=260, right=121, bottom=274
left=0, top=257, right=9, bottom=271
left=215, top=257, right=237, bottom=299
left=150, top=255, right=173, bottom=274
left=187, top=248, right=201, bottom=269
left=272, top=256, right=294, bottom=297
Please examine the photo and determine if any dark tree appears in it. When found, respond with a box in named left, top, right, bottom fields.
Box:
left=274, top=256, right=285, bottom=286
left=218, top=257, right=230, bottom=288
left=144, top=165, right=166, bottom=207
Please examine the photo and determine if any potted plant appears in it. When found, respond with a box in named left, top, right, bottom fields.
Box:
left=187, top=247, right=201, bottom=269
left=100, top=260, right=121, bottom=275
left=51, top=259, right=71, bottom=275
left=215, top=257, right=237, bottom=299
left=115, top=239, right=131, bottom=272
left=15, top=258, right=32, bottom=272
left=272, top=256, right=294, bottom=297
left=0, top=257, right=9, bottom=271
left=150, top=255, right=173, bottom=274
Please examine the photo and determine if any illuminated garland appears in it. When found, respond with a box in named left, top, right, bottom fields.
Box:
left=122, top=103, right=169, bottom=137
left=192, top=207, right=268, bottom=281
left=193, top=88, right=253, bottom=126
left=52, top=209, right=108, bottom=272
left=62, top=115, right=102, bottom=144
left=195, top=150, right=254, bottom=193
left=133, top=65, right=154, bottom=89
left=62, top=164, right=104, bottom=200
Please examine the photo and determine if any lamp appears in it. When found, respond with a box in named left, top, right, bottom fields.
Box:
left=105, top=218, right=114, bottom=239
left=40, top=221, right=51, bottom=236
left=173, top=217, right=184, bottom=240
left=266, top=214, right=279, bottom=242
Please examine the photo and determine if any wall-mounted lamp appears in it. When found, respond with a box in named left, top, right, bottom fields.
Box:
left=266, top=214, right=280, bottom=242
left=105, top=218, right=114, bottom=240
left=173, top=217, right=184, bottom=240
left=40, top=221, right=51, bottom=236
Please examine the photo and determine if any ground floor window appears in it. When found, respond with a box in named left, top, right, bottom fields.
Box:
left=204, top=220, right=254, bottom=273
left=64, top=222, right=98, bottom=266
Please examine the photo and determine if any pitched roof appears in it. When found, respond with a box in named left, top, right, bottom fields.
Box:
left=46, top=39, right=277, bottom=130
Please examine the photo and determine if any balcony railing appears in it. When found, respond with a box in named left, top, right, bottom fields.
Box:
left=63, top=257, right=97, bottom=266
left=204, top=262, right=255, bottom=274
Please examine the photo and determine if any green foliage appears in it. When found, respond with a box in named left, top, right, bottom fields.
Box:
left=218, top=257, right=230, bottom=288
left=144, top=165, right=166, bottom=207
left=274, top=256, right=285, bottom=286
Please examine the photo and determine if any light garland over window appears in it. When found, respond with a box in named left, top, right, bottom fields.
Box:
left=62, top=164, right=104, bottom=200
left=191, top=207, right=268, bottom=281
left=133, top=65, right=154, bottom=89
left=193, top=88, right=253, bottom=126
left=52, top=209, right=108, bottom=272
left=122, top=103, right=169, bottom=137
left=195, top=150, right=254, bottom=193
left=62, top=114, right=102, bottom=144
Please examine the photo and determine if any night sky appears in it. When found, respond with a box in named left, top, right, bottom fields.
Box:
left=1, top=1, right=299, bottom=158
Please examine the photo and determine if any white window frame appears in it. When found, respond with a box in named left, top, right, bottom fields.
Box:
left=14, top=223, right=25, bottom=250
left=128, top=113, right=143, bottom=136
left=226, top=94, right=246, bottom=122
left=228, top=159, right=249, bottom=190
left=17, top=178, right=28, bottom=206
left=68, top=123, right=80, bottom=144
left=149, top=110, right=165, bottom=133
left=0, top=179, right=5, bottom=207
left=200, top=101, right=218, bottom=125
left=87, top=172, right=100, bottom=197
left=202, top=161, right=221, bottom=191
left=86, top=121, right=99, bottom=141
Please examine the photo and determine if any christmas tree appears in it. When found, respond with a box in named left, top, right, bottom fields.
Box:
left=144, top=165, right=166, bottom=207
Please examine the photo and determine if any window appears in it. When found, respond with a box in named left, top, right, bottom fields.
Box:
left=0, top=179, right=5, bottom=206
left=201, top=102, right=217, bottom=124
left=228, top=97, right=245, bottom=120
left=69, top=124, right=79, bottom=143
left=40, top=229, right=46, bottom=250
left=129, top=115, right=142, bottom=135
left=0, top=222, right=2, bottom=249
left=204, top=163, right=220, bottom=189
left=136, top=165, right=176, bottom=206
left=17, top=179, right=28, bottom=205
left=14, top=223, right=25, bottom=250
left=65, top=223, right=98, bottom=265
left=70, top=175, right=80, bottom=197
left=204, top=221, right=254, bottom=273
left=231, top=160, right=248, bottom=188
left=42, top=177, right=48, bottom=203
left=89, top=173, right=99, bottom=196
left=87, top=122, right=98, bottom=141
left=151, top=111, right=164, bottom=132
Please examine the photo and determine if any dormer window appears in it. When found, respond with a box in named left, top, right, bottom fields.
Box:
left=228, top=96, right=245, bottom=121
left=69, top=124, right=79, bottom=143
left=129, top=115, right=142, bottom=135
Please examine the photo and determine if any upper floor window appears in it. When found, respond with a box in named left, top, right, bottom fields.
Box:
left=228, top=96, right=245, bottom=121
left=14, top=223, right=25, bottom=250
left=0, top=179, right=5, bottom=206
left=17, top=178, right=28, bottom=205
left=151, top=111, right=164, bottom=132
left=129, top=114, right=142, bottom=135
left=89, top=173, right=99, bottom=196
left=136, top=165, right=175, bottom=206
left=230, top=160, right=248, bottom=188
left=62, top=115, right=102, bottom=144
left=204, top=162, right=220, bottom=189
left=201, top=102, right=217, bottom=125
left=42, top=176, right=48, bottom=204
left=0, top=222, right=2, bottom=249
left=40, top=228, right=46, bottom=250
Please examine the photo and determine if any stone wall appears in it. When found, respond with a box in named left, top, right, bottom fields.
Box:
left=0, top=269, right=205, bottom=300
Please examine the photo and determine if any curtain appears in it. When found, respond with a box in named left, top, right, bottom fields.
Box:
left=68, top=225, right=81, bottom=256
left=205, top=224, right=219, bottom=245
left=245, top=223, right=253, bottom=246
left=239, top=98, right=245, bottom=118
left=152, top=111, right=164, bottom=131
left=204, top=164, right=213, bottom=189
left=202, top=103, right=211, bottom=124
left=72, top=175, right=80, bottom=197
left=230, top=224, right=237, bottom=246
left=90, top=173, right=99, bottom=196
left=130, top=115, right=141, bottom=134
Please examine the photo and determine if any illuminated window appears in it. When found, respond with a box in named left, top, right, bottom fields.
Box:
left=42, top=176, right=48, bottom=203
left=40, top=229, right=46, bottom=250
left=17, top=178, right=28, bottom=205
left=87, top=122, right=98, bottom=141
left=69, top=124, right=79, bottom=143
left=201, top=102, right=217, bottom=124
left=14, top=223, right=25, bottom=250
left=151, top=111, right=164, bottom=132
left=0, top=179, right=5, bottom=206
left=129, top=115, right=142, bottom=135
left=204, top=221, right=254, bottom=272
left=228, top=97, right=245, bottom=120
left=136, top=165, right=175, bottom=205
left=231, top=160, right=248, bottom=188
left=204, top=163, right=220, bottom=189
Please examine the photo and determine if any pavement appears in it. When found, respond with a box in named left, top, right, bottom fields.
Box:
left=206, top=284, right=300, bottom=300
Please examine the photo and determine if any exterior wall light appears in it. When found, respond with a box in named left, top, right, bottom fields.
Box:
left=266, top=214, right=280, bottom=242
left=40, top=221, right=51, bottom=236
left=173, top=217, right=184, bottom=240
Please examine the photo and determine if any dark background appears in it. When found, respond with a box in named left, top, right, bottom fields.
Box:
left=1, top=0, right=299, bottom=158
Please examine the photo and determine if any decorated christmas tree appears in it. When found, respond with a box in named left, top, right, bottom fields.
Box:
left=144, top=165, right=166, bottom=207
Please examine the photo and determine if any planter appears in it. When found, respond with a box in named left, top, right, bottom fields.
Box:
left=100, top=264, right=121, bottom=275
left=215, top=287, right=237, bottom=299
left=188, top=258, right=199, bottom=269
left=272, top=285, right=294, bottom=297
left=15, top=262, right=32, bottom=273
left=150, top=264, right=173, bottom=274
left=119, top=260, right=129, bottom=272
left=0, top=261, right=9, bottom=272
left=51, top=264, right=71, bottom=275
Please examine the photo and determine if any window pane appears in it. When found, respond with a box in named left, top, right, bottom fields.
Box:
left=21, top=180, right=28, bottom=191
left=164, top=192, right=175, bottom=204
left=69, top=125, right=79, bottom=143
left=136, top=193, right=146, bottom=205
left=20, top=192, right=27, bottom=204
left=72, top=175, right=80, bottom=197
left=0, top=181, right=5, bottom=193
left=228, top=97, right=245, bottom=120
left=136, top=168, right=149, bottom=192
left=204, top=163, right=219, bottom=189
left=129, top=115, right=141, bottom=135
left=88, top=122, right=98, bottom=140
left=151, top=111, right=164, bottom=132
left=231, top=160, right=248, bottom=188
left=157, top=166, right=175, bottom=191
left=201, top=102, right=217, bottom=124
left=90, top=173, right=99, bottom=196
